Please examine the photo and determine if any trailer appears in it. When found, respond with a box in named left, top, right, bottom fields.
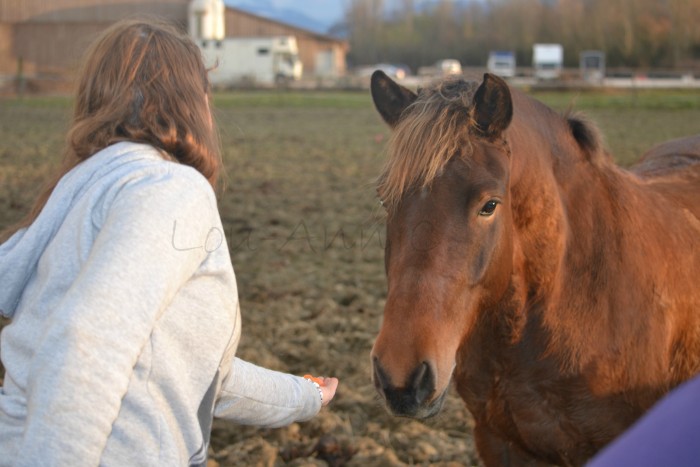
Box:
left=199, top=36, right=303, bottom=87
left=533, top=44, right=563, bottom=80
left=487, top=51, right=516, bottom=78
left=580, top=50, right=605, bottom=83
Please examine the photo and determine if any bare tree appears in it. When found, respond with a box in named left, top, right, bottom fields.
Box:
left=344, top=0, right=700, bottom=72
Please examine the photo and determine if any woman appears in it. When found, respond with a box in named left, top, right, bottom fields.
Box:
left=0, top=18, right=337, bottom=466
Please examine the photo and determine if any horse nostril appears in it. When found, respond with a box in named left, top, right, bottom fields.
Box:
left=410, top=361, right=436, bottom=404
left=373, top=360, right=439, bottom=417
left=412, top=361, right=428, bottom=383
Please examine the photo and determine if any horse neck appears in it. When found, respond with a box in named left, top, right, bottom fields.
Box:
left=506, top=92, right=588, bottom=295
left=506, top=92, right=659, bottom=289
left=502, top=92, right=685, bottom=381
left=504, top=93, right=630, bottom=357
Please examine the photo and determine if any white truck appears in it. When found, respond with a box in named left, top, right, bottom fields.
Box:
left=533, top=43, right=563, bottom=80
left=199, top=36, right=303, bottom=87
left=487, top=51, right=516, bottom=78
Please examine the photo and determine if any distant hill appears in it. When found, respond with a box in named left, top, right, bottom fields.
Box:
left=225, top=0, right=335, bottom=36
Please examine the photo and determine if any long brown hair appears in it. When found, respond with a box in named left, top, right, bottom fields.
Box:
left=2, top=17, right=221, bottom=241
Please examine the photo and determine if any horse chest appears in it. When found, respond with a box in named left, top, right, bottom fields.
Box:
left=462, top=373, right=579, bottom=457
left=455, top=347, right=619, bottom=464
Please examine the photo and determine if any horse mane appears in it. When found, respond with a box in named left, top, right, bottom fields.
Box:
left=565, top=111, right=609, bottom=164
left=378, top=77, right=480, bottom=208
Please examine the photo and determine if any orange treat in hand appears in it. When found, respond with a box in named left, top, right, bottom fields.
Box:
left=303, top=374, right=325, bottom=386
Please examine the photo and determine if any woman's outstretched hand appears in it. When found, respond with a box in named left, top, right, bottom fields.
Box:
left=319, top=377, right=338, bottom=406
left=304, top=375, right=339, bottom=406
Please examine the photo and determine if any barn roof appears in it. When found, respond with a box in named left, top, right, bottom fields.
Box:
left=225, top=6, right=347, bottom=45
left=0, top=0, right=346, bottom=45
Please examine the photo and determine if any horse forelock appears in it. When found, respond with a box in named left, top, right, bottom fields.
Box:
left=378, top=78, right=480, bottom=208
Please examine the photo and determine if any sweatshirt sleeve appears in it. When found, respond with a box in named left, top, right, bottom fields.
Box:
left=214, top=358, right=322, bottom=428
left=17, top=167, right=218, bottom=466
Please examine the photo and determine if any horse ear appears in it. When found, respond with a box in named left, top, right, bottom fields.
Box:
left=472, top=73, right=513, bottom=139
left=371, top=70, right=417, bottom=128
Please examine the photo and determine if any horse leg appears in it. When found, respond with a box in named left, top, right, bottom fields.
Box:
left=474, top=423, right=552, bottom=467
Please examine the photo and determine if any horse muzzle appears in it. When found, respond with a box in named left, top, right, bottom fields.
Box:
left=372, top=358, right=448, bottom=419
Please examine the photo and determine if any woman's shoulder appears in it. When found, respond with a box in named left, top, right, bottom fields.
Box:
left=95, top=142, right=214, bottom=191
left=85, top=142, right=220, bottom=225
left=84, top=142, right=215, bottom=201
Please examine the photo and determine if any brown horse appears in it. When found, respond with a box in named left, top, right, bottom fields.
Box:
left=369, top=70, right=700, bottom=466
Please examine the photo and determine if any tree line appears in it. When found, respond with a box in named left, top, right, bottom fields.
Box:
left=342, top=0, right=700, bottom=72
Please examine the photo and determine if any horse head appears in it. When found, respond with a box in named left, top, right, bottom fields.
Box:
left=370, top=71, right=515, bottom=418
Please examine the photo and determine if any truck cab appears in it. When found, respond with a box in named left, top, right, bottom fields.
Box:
left=533, top=44, right=563, bottom=80
left=270, top=37, right=303, bottom=85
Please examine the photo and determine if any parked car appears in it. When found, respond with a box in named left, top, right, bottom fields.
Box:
left=355, top=63, right=407, bottom=80
left=418, top=59, right=462, bottom=77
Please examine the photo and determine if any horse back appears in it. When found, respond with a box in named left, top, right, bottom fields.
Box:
left=633, top=134, right=700, bottom=177
left=631, top=135, right=700, bottom=216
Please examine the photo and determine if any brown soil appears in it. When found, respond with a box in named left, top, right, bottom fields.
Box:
left=0, top=98, right=482, bottom=466
left=207, top=104, right=481, bottom=466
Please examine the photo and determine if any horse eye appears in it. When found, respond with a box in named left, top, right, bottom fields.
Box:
left=479, top=199, right=499, bottom=216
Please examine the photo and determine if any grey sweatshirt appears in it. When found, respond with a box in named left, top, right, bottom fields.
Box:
left=0, top=142, right=322, bottom=466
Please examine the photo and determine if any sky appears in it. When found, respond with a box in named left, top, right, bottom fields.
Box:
left=225, top=1, right=469, bottom=32
left=225, top=0, right=346, bottom=29
left=273, top=0, right=346, bottom=26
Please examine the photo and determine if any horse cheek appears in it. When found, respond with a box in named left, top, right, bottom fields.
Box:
left=483, top=219, right=514, bottom=304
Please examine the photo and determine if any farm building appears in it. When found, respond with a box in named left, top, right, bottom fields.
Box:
left=0, top=0, right=348, bottom=85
